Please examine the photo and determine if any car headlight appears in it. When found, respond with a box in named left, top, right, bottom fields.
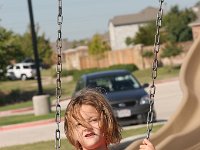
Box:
left=140, top=95, right=150, bottom=105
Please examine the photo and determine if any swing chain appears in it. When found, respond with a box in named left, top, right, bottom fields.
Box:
left=146, top=0, right=164, bottom=139
left=55, top=0, right=63, bottom=149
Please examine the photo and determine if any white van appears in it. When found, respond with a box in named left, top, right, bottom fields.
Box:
left=6, top=63, right=37, bottom=80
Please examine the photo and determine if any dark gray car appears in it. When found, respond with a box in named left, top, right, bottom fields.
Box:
left=73, top=69, right=156, bottom=126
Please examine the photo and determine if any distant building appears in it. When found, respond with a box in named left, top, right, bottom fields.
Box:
left=109, top=7, right=158, bottom=50
left=189, top=3, right=200, bottom=40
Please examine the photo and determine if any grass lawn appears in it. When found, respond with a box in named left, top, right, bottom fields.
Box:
left=134, top=65, right=180, bottom=84
left=0, top=111, right=64, bottom=126
left=0, top=101, right=32, bottom=112
left=0, top=124, right=163, bottom=150
left=0, top=79, right=75, bottom=112
left=0, top=66, right=180, bottom=111
left=0, top=109, right=66, bottom=126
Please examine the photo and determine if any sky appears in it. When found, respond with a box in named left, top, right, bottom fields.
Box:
left=0, top=0, right=198, bottom=42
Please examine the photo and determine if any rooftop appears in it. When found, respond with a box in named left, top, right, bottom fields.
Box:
left=110, top=7, right=158, bottom=26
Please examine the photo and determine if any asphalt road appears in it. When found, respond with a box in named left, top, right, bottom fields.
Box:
left=0, top=79, right=182, bottom=148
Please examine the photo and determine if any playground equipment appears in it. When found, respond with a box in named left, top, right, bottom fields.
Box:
left=126, top=35, right=200, bottom=150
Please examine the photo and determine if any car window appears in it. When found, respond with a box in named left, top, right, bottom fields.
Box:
left=87, top=78, right=111, bottom=92
left=75, top=78, right=85, bottom=92
left=7, top=65, right=13, bottom=69
left=30, top=65, right=35, bottom=69
left=23, top=65, right=29, bottom=69
left=113, top=74, right=140, bottom=91
left=16, top=66, right=20, bottom=69
left=22, top=64, right=35, bottom=69
left=87, top=74, right=140, bottom=92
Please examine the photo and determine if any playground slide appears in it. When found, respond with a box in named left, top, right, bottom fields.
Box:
left=126, top=35, right=200, bottom=150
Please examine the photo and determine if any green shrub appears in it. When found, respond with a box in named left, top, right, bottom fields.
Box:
left=52, top=69, right=78, bottom=78
left=109, top=64, right=138, bottom=72
left=72, top=64, right=138, bottom=81
left=142, top=51, right=154, bottom=58
left=161, top=42, right=183, bottom=58
left=52, top=64, right=138, bottom=81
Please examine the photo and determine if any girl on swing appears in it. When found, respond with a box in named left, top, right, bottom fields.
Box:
left=64, top=88, right=155, bottom=150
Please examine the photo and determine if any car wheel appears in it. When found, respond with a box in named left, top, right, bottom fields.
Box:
left=21, top=74, right=27, bottom=80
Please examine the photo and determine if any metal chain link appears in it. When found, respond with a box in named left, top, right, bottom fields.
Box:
left=55, top=0, right=63, bottom=149
left=146, top=0, right=164, bottom=139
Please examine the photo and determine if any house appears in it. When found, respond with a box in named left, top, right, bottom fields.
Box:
left=109, top=7, right=158, bottom=50
left=189, top=3, right=200, bottom=40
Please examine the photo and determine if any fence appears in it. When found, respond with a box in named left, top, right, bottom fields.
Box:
left=63, top=41, right=193, bottom=70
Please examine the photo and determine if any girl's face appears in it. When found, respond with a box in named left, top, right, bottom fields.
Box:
left=72, top=104, right=107, bottom=150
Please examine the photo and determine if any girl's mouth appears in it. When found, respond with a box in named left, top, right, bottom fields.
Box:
left=85, top=132, right=95, bottom=137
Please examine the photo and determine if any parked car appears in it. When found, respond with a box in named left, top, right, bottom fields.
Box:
left=73, top=69, right=156, bottom=126
left=6, top=62, right=37, bottom=80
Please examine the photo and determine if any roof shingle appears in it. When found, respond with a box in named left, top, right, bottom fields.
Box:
left=110, top=7, right=158, bottom=26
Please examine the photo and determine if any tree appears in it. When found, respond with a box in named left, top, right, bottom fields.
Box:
left=133, top=22, right=157, bottom=46
left=72, top=39, right=88, bottom=48
left=88, top=34, right=110, bottom=56
left=163, top=5, right=197, bottom=42
left=196, top=1, right=200, bottom=6
left=127, top=5, right=196, bottom=46
left=125, top=37, right=133, bottom=46
left=0, top=27, right=25, bottom=75
left=142, top=50, right=154, bottom=58
left=18, top=25, right=53, bottom=67
left=128, top=22, right=166, bottom=46
left=161, top=42, right=183, bottom=66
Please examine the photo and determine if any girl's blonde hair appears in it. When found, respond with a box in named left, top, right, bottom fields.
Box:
left=64, top=88, right=122, bottom=149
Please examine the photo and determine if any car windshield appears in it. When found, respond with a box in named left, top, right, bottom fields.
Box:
left=87, top=74, right=141, bottom=92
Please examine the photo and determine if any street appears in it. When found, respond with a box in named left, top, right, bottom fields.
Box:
left=154, top=79, right=182, bottom=121
left=0, top=79, right=182, bottom=148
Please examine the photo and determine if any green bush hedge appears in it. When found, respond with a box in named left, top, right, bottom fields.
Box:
left=55, top=64, right=138, bottom=81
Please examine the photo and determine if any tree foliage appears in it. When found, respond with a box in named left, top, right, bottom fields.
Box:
left=0, top=27, right=25, bottom=73
left=88, top=34, right=110, bottom=56
left=0, top=23, right=53, bottom=78
left=163, top=5, right=196, bottom=42
left=18, top=25, right=53, bottom=66
left=142, top=50, right=154, bottom=58
left=128, top=5, right=196, bottom=46
left=133, top=22, right=158, bottom=46
left=128, top=21, right=166, bottom=46
left=125, top=37, right=133, bottom=46
left=161, top=42, right=183, bottom=58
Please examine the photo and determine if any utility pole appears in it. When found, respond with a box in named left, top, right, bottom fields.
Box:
left=27, top=0, right=43, bottom=95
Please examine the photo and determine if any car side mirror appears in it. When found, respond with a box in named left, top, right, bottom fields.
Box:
left=142, top=83, right=149, bottom=88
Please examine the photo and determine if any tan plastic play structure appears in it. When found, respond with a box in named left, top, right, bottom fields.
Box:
left=126, top=35, right=200, bottom=150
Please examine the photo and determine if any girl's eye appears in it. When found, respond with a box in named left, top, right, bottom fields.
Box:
left=90, top=118, right=98, bottom=122
left=76, top=123, right=82, bottom=127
